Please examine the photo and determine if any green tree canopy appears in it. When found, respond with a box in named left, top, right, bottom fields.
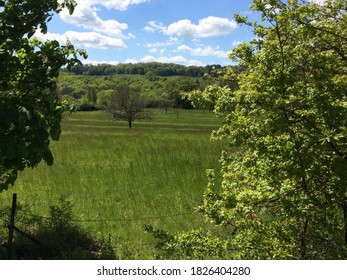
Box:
left=108, top=84, right=149, bottom=129
left=0, top=0, right=87, bottom=191
left=150, top=0, right=347, bottom=259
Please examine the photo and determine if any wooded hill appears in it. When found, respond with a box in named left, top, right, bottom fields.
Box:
left=66, top=62, right=245, bottom=77
left=58, top=63, right=242, bottom=111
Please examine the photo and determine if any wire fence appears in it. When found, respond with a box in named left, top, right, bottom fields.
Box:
left=2, top=193, right=267, bottom=259
left=34, top=212, right=196, bottom=223
left=2, top=193, right=202, bottom=258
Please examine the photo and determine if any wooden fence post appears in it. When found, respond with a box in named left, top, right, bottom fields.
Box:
left=7, top=193, right=17, bottom=259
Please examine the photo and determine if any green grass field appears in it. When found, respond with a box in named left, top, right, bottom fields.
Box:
left=1, top=109, right=224, bottom=258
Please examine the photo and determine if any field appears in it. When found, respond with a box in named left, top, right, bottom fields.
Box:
left=1, top=109, right=224, bottom=259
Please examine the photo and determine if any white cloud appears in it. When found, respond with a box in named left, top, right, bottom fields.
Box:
left=124, top=58, right=139, bottom=64
left=145, top=16, right=237, bottom=39
left=126, top=55, right=204, bottom=66
left=82, top=59, right=120, bottom=65
left=127, top=33, right=136, bottom=39
left=144, top=21, right=167, bottom=33
left=232, top=40, right=243, bottom=46
left=177, top=44, right=229, bottom=58
left=35, top=31, right=127, bottom=50
left=60, top=3, right=128, bottom=37
left=60, top=0, right=152, bottom=36
left=82, top=0, right=150, bottom=11
left=139, top=55, right=157, bottom=63
left=58, top=1, right=150, bottom=50
left=307, top=0, right=325, bottom=4
left=144, top=37, right=180, bottom=48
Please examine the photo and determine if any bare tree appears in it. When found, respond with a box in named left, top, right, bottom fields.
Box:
left=108, top=84, right=149, bottom=129
left=159, top=92, right=175, bottom=114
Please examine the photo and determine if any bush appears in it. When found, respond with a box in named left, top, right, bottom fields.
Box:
left=78, top=103, right=99, bottom=111
left=0, top=199, right=116, bottom=260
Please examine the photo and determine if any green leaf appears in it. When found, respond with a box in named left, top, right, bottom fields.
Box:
left=0, top=0, right=87, bottom=191
left=43, top=150, right=54, bottom=166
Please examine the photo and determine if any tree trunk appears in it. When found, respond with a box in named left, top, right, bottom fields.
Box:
left=300, top=219, right=309, bottom=260
left=128, top=121, right=132, bottom=129
left=343, top=198, right=347, bottom=246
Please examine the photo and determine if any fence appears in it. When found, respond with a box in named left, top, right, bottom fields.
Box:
left=6, top=194, right=42, bottom=259
left=4, top=193, right=196, bottom=259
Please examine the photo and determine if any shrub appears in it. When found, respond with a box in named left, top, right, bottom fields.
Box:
left=0, top=199, right=116, bottom=260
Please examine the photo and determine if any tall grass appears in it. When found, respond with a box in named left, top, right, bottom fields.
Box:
left=0, top=109, right=224, bottom=258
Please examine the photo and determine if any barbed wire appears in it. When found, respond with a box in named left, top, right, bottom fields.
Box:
left=33, top=211, right=196, bottom=223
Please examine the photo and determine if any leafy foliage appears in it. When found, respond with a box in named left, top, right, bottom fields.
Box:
left=0, top=0, right=87, bottom=191
left=151, top=0, right=347, bottom=259
left=57, top=72, right=205, bottom=110
left=144, top=225, right=230, bottom=260
left=67, top=62, right=225, bottom=77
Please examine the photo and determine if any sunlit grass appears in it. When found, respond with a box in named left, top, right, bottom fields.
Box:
left=1, top=109, right=224, bottom=258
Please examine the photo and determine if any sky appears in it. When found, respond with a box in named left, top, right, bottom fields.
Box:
left=35, top=0, right=320, bottom=67
left=26, top=0, right=264, bottom=66
left=33, top=0, right=260, bottom=66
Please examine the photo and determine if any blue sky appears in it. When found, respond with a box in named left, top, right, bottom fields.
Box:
left=38, top=0, right=259, bottom=66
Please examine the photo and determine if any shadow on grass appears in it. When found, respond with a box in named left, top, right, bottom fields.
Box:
left=0, top=199, right=116, bottom=260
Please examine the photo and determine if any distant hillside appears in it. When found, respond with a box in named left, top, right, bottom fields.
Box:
left=58, top=72, right=203, bottom=110
left=58, top=63, right=244, bottom=111
left=65, top=62, right=245, bottom=78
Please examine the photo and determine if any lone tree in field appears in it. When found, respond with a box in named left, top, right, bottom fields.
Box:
left=108, top=84, right=149, bottom=129
left=147, top=0, right=347, bottom=260
left=0, top=0, right=87, bottom=192
left=159, top=92, right=174, bottom=114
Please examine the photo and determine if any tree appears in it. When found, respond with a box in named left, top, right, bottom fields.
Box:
left=145, top=70, right=159, bottom=82
left=108, top=84, right=149, bottom=129
left=159, top=92, right=174, bottom=113
left=149, top=0, right=347, bottom=259
left=0, top=0, right=87, bottom=191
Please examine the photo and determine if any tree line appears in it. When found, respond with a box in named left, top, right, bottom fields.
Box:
left=66, top=62, right=245, bottom=78
left=57, top=65, right=241, bottom=113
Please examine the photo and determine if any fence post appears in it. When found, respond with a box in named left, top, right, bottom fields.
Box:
left=7, top=193, right=17, bottom=259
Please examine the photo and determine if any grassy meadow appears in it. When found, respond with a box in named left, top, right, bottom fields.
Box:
left=1, top=109, right=224, bottom=259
